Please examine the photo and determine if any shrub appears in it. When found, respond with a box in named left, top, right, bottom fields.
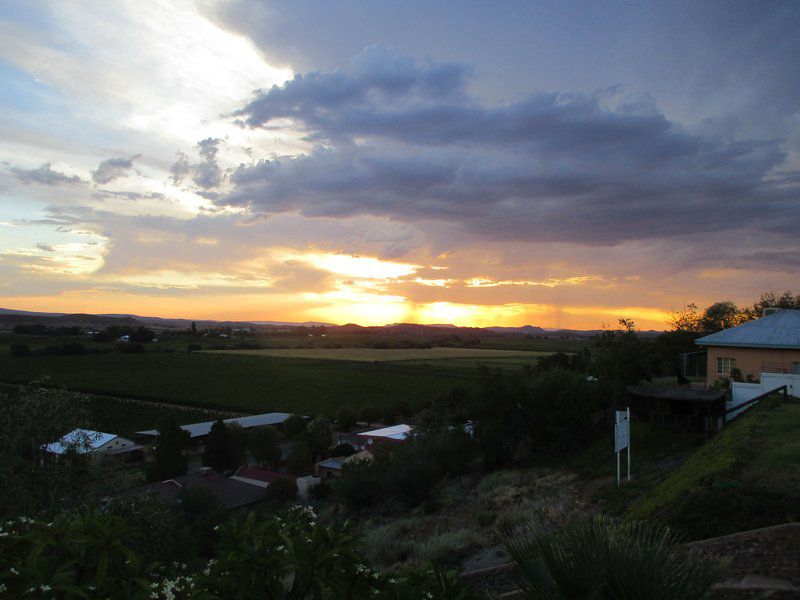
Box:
left=116, top=341, right=144, bottom=354
left=504, top=515, right=722, bottom=599
left=187, top=342, right=202, bottom=353
left=330, top=442, right=356, bottom=457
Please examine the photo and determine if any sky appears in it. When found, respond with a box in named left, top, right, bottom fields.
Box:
left=0, top=0, right=798, bottom=329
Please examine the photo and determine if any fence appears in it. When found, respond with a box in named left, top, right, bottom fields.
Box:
left=725, top=385, right=787, bottom=423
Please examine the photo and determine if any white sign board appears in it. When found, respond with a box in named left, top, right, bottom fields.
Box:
left=614, top=410, right=629, bottom=452
left=614, top=408, right=631, bottom=485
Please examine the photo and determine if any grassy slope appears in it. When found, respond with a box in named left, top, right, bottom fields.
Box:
left=627, top=394, right=800, bottom=538
left=0, top=352, right=479, bottom=414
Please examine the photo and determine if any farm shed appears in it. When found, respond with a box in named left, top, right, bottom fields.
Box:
left=626, top=386, right=726, bottom=433
left=695, top=309, right=800, bottom=387
left=356, top=424, right=411, bottom=453
left=45, top=428, right=143, bottom=462
left=136, top=412, right=295, bottom=441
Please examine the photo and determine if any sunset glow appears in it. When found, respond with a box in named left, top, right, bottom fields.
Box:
left=1, top=2, right=798, bottom=330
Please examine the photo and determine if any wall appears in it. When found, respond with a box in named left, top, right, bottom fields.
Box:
left=705, top=346, right=800, bottom=387
left=728, top=382, right=762, bottom=421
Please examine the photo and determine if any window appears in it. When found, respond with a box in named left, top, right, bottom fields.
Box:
left=794, top=362, right=800, bottom=375
left=716, top=357, right=735, bottom=375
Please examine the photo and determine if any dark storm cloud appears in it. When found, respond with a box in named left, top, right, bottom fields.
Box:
left=91, top=155, right=139, bottom=184
left=221, top=47, right=798, bottom=246
left=10, top=163, right=83, bottom=185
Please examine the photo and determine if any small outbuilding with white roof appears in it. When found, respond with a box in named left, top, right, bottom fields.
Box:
left=45, top=428, right=143, bottom=461
left=356, top=424, right=411, bottom=453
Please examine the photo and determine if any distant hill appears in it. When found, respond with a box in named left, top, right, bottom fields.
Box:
left=0, top=307, right=661, bottom=336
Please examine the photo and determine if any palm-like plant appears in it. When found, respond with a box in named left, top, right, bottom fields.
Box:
left=503, top=515, right=722, bottom=600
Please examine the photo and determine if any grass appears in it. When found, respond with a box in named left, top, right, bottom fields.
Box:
left=626, top=394, right=800, bottom=539
left=202, top=347, right=542, bottom=362
left=0, top=352, right=480, bottom=415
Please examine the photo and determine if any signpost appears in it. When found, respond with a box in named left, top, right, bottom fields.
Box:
left=615, top=408, right=631, bottom=486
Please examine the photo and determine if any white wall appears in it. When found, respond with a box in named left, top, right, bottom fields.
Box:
left=761, top=372, right=800, bottom=397
left=728, top=382, right=762, bottom=421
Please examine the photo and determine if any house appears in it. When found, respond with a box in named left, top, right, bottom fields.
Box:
left=315, top=450, right=373, bottom=479
left=152, top=469, right=266, bottom=511
left=695, top=309, right=800, bottom=387
left=136, top=412, right=297, bottom=442
left=356, top=424, right=411, bottom=452
left=45, top=428, right=143, bottom=461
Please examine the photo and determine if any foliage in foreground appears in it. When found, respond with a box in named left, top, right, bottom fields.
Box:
left=503, top=515, right=722, bottom=600
left=0, top=507, right=480, bottom=599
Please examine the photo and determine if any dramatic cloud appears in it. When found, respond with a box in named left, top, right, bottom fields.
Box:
left=10, top=163, right=83, bottom=186
left=222, top=47, right=798, bottom=247
left=91, top=155, right=139, bottom=184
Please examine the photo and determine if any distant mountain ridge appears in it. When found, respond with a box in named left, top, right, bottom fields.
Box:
left=0, top=307, right=660, bottom=335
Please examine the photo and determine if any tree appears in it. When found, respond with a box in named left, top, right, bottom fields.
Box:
left=699, top=301, right=743, bottom=333
left=146, top=417, right=190, bottom=482
left=306, top=415, right=333, bottom=459
left=286, top=439, right=313, bottom=474
left=133, top=326, right=156, bottom=343
left=283, top=414, right=307, bottom=438
left=250, top=426, right=281, bottom=467
left=358, top=404, right=381, bottom=425
left=191, top=321, right=197, bottom=334
left=590, top=319, right=653, bottom=387
left=203, top=420, right=231, bottom=471
left=504, top=516, right=722, bottom=599
left=335, top=405, right=358, bottom=432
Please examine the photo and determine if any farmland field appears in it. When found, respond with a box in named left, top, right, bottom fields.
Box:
left=202, top=347, right=544, bottom=362
left=0, top=352, right=488, bottom=415
left=0, top=382, right=220, bottom=438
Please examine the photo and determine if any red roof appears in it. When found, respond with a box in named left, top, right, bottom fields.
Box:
left=234, top=466, right=297, bottom=483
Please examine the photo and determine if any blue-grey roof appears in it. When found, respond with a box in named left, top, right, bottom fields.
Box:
left=137, top=412, right=294, bottom=439
left=45, top=428, right=118, bottom=454
left=317, top=458, right=345, bottom=470
left=695, top=309, right=800, bottom=349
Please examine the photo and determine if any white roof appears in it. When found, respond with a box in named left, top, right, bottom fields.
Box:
left=45, top=428, right=117, bottom=455
left=695, top=309, right=800, bottom=350
left=357, top=424, right=412, bottom=440
left=137, top=412, right=294, bottom=439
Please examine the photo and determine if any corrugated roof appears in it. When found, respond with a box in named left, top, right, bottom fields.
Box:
left=356, top=424, right=411, bottom=440
left=695, top=309, right=800, bottom=349
left=137, top=412, right=294, bottom=438
left=45, top=428, right=117, bottom=454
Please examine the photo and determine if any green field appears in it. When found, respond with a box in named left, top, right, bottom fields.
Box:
left=203, top=347, right=544, bottom=362
left=0, top=352, right=484, bottom=415
left=0, top=382, right=220, bottom=438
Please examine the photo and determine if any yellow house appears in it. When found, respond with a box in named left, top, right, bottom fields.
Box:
left=695, top=309, right=800, bottom=387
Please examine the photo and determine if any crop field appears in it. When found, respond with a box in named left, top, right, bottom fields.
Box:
left=0, top=352, right=486, bottom=415
left=202, top=347, right=543, bottom=362
left=0, top=382, right=220, bottom=438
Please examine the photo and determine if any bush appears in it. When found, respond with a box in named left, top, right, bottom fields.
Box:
left=336, top=405, right=358, bottom=432
left=187, top=343, right=202, bottom=353
left=504, top=515, right=722, bottom=599
left=287, top=439, right=313, bottom=474
left=9, top=342, right=29, bottom=356
left=330, top=442, right=356, bottom=457
left=265, top=477, right=299, bottom=505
